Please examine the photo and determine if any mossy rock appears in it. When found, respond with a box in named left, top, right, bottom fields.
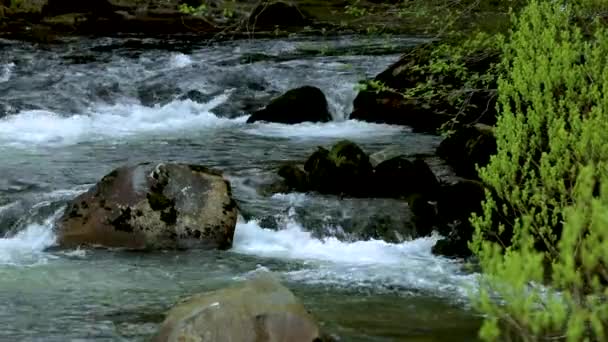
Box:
left=56, top=162, right=237, bottom=250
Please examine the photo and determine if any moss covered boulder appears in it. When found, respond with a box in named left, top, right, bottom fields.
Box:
left=55, top=162, right=237, bottom=250
left=154, top=272, right=326, bottom=342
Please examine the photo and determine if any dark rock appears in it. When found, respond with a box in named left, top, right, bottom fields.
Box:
left=374, top=156, right=439, bottom=198
left=278, top=164, right=308, bottom=192
left=350, top=42, right=500, bottom=133
left=431, top=179, right=486, bottom=257
left=359, top=213, right=406, bottom=243
left=137, top=83, right=181, bottom=107
left=178, top=89, right=214, bottom=104
left=432, top=234, right=471, bottom=258
left=304, top=147, right=337, bottom=194
left=56, top=162, right=238, bottom=250
left=247, top=86, right=332, bottom=124
left=154, top=272, right=325, bottom=342
left=408, top=193, right=436, bottom=237
left=437, top=124, right=496, bottom=179
left=248, top=1, right=309, bottom=29
left=328, top=140, right=373, bottom=195
left=437, top=179, right=485, bottom=227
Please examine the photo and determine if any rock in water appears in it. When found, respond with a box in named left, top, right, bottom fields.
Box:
left=56, top=163, right=237, bottom=250
left=246, top=86, right=332, bottom=124
left=436, top=123, right=496, bottom=179
left=153, top=273, right=324, bottom=342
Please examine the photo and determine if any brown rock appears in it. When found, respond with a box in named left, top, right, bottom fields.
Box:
left=56, top=162, right=237, bottom=250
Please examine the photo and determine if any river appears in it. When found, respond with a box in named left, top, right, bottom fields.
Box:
left=0, top=35, right=481, bottom=341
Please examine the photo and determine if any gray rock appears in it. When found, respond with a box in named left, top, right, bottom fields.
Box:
left=153, top=272, right=325, bottom=342
left=56, top=163, right=237, bottom=250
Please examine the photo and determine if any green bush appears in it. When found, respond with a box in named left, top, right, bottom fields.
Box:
left=470, top=0, right=608, bottom=340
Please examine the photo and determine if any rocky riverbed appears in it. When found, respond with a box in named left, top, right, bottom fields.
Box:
left=0, top=4, right=495, bottom=339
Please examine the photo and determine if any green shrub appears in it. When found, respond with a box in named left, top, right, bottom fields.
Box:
left=470, top=0, right=608, bottom=340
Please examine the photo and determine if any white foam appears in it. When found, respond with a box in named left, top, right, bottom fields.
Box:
left=243, top=120, right=406, bottom=140
left=0, top=62, right=14, bottom=83
left=0, top=93, right=244, bottom=147
left=231, top=218, right=477, bottom=299
left=0, top=210, right=59, bottom=266
left=169, top=53, right=193, bottom=68
left=270, top=192, right=310, bottom=205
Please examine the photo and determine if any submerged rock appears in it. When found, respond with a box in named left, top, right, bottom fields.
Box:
left=153, top=272, right=326, bottom=342
left=56, top=162, right=237, bottom=250
left=247, top=86, right=331, bottom=124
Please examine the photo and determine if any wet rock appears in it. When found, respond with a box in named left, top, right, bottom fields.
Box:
left=328, top=140, right=373, bottom=195
left=278, top=164, right=308, bottom=192
left=368, top=146, right=403, bottom=167
left=436, top=123, right=496, bottom=179
left=304, top=147, right=337, bottom=194
left=408, top=193, right=436, bottom=238
left=153, top=272, right=326, bottom=342
left=374, top=156, right=439, bottom=198
left=246, top=86, right=331, bottom=124
left=432, top=179, right=486, bottom=258
left=358, top=213, right=406, bottom=243
left=178, top=89, right=215, bottom=104
left=248, top=1, right=309, bottom=30
left=300, top=140, right=373, bottom=196
left=137, top=83, right=181, bottom=107
left=350, top=43, right=499, bottom=133
left=432, top=233, right=471, bottom=258
left=56, top=162, right=238, bottom=250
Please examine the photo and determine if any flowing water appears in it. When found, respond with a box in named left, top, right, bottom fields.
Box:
left=0, top=35, right=481, bottom=341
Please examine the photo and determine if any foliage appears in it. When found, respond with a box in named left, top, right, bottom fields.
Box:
left=179, top=3, right=209, bottom=16
left=470, top=0, right=608, bottom=340
left=345, top=0, right=367, bottom=18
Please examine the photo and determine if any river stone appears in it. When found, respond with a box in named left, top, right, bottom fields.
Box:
left=56, top=162, right=238, bottom=250
left=436, top=123, right=497, bottom=179
left=246, top=86, right=331, bottom=124
left=153, top=273, right=324, bottom=342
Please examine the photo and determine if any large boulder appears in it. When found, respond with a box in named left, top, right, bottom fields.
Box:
left=436, top=123, right=496, bottom=179
left=56, top=163, right=238, bottom=250
left=247, top=86, right=332, bottom=124
left=350, top=43, right=500, bottom=133
left=153, top=273, right=326, bottom=342
left=374, top=156, right=440, bottom=198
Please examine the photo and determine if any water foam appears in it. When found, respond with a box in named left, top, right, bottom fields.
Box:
left=0, top=93, right=244, bottom=147
left=243, top=120, right=406, bottom=140
left=232, top=218, right=477, bottom=299
left=0, top=210, right=59, bottom=266
left=169, top=53, right=193, bottom=68
left=0, top=63, right=14, bottom=83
